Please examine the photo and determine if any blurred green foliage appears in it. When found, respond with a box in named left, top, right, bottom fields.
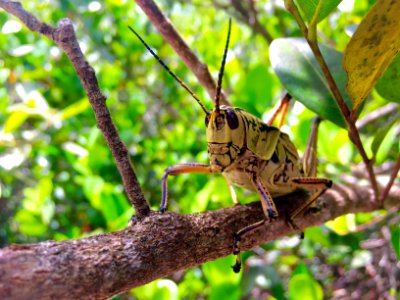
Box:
left=0, top=0, right=398, bottom=299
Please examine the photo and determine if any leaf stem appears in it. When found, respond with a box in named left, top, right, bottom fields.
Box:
left=284, top=0, right=380, bottom=201
left=308, top=0, right=323, bottom=42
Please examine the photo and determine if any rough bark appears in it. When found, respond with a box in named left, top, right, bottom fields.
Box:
left=1, top=184, right=399, bottom=299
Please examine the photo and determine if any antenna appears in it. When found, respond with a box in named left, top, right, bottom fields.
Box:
left=128, top=26, right=209, bottom=115
left=214, top=18, right=232, bottom=113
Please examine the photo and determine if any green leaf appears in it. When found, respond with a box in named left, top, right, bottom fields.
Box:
left=376, top=53, right=400, bottom=103
left=22, top=178, right=53, bottom=213
left=288, top=274, right=323, bottom=300
left=132, top=279, right=179, bottom=300
left=292, top=262, right=311, bottom=276
left=202, top=256, right=241, bottom=285
left=234, top=63, right=273, bottom=116
left=15, top=210, right=48, bottom=236
left=270, top=38, right=352, bottom=128
left=375, top=123, right=398, bottom=164
left=99, top=189, right=130, bottom=224
left=295, top=0, right=343, bottom=23
left=82, top=176, right=105, bottom=210
left=304, top=226, right=331, bottom=247
left=371, top=114, right=398, bottom=156
left=209, top=283, right=241, bottom=300
left=389, top=224, right=400, bottom=260
left=203, top=256, right=241, bottom=300
left=343, top=0, right=400, bottom=111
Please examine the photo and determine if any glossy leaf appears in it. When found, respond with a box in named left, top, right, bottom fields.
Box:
left=376, top=54, right=400, bottom=103
left=270, top=38, right=352, bottom=128
left=390, top=224, right=400, bottom=260
left=343, top=0, right=400, bottom=111
left=296, top=0, right=343, bottom=23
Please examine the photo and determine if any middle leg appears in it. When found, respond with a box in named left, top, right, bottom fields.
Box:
left=232, top=174, right=278, bottom=273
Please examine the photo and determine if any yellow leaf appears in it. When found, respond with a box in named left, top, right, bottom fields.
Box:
left=3, top=110, right=28, bottom=133
left=325, top=214, right=356, bottom=235
left=343, top=0, right=400, bottom=112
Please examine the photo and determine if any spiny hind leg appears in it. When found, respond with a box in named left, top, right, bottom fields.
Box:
left=160, top=163, right=216, bottom=212
left=296, top=116, right=329, bottom=215
left=288, top=117, right=330, bottom=236
left=289, top=177, right=332, bottom=221
left=266, top=92, right=292, bottom=128
left=302, top=116, right=323, bottom=178
left=232, top=175, right=278, bottom=273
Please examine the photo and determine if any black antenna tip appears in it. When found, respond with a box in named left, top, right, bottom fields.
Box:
left=214, top=19, right=232, bottom=112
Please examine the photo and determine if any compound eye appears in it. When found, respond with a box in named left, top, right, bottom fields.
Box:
left=226, top=109, right=239, bottom=129
left=205, top=114, right=210, bottom=127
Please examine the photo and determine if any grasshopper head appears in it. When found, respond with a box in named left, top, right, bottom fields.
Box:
left=205, top=106, right=245, bottom=168
left=205, top=106, right=240, bottom=142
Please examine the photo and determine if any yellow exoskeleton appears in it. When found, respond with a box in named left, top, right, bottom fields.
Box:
left=129, top=19, right=332, bottom=272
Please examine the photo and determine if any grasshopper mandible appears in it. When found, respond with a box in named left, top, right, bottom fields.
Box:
left=129, top=19, right=332, bottom=272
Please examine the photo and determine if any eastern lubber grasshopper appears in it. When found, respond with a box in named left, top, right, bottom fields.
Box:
left=129, top=19, right=332, bottom=272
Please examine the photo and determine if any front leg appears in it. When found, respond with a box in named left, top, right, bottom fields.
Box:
left=160, top=163, right=216, bottom=212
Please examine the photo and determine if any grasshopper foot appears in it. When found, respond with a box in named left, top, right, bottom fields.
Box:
left=267, top=208, right=279, bottom=221
left=232, top=234, right=242, bottom=273
left=286, top=216, right=304, bottom=239
left=232, top=262, right=241, bottom=273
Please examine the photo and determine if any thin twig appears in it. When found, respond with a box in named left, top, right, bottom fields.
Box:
left=135, top=0, right=231, bottom=106
left=284, top=0, right=380, bottom=201
left=0, top=0, right=150, bottom=219
left=229, top=0, right=273, bottom=44
left=354, top=207, right=399, bottom=232
left=356, top=103, right=399, bottom=129
left=380, top=155, right=400, bottom=204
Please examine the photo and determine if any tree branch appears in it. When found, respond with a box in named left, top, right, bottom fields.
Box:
left=135, top=0, right=231, bottom=106
left=0, top=0, right=150, bottom=219
left=230, top=0, right=273, bottom=44
left=0, top=184, right=399, bottom=299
